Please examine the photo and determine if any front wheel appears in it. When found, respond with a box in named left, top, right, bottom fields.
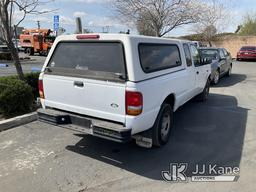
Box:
left=213, top=70, right=220, bottom=85
left=152, top=103, right=173, bottom=147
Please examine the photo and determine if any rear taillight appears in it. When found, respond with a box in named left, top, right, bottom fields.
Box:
left=126, top=91, right=143, bottom=116
left=38, top=79, right=44, bottom=99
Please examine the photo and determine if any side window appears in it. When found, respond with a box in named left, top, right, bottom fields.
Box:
left=139, top=43, right=182, bottom=73
left=183, top=44, right=192, bottom=67
left=219, top=49, right=225, bottom=58
left=223, top=49, right=228, bottom=56
left=190, top=45, right=201, bottom=67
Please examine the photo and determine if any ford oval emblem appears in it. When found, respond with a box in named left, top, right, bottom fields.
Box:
left=111, top=103, right=119, bottom=108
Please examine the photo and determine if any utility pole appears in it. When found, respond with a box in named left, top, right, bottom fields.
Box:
left=37, top=21, right=40, bottom=29
left=102, top=26, right=110, bottom=33
left=106, top=26, right=110, bottom=33
left=75, top=17, right=83, bottom=34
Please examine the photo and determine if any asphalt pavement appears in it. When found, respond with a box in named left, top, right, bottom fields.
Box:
left=0, top=61, right=255, bottom=192
left=0, top=53, right=46, bottom=77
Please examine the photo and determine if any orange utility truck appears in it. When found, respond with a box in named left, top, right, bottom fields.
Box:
left=20, top=29, right=55, bottom=56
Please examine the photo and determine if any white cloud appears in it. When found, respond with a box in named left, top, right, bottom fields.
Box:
left=73, top=11, right=87, bottom=18
left=88, top=21, right=94, bottom=26
left=60, top=15, right=75, bottom=25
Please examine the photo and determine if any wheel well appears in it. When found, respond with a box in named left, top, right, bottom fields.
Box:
left=163, top=94, right=175, bottom=108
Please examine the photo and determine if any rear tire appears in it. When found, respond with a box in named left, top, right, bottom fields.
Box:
left=26, top=48, right=34, bottom=56
left=197, top=78, right=210, bottom=102
left=226, top=65, right=232, bottom=77
left=152, top=103, right=173, bottom=147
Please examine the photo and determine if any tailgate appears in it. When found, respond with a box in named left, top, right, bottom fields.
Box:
left=43, top=75, right=126, bottom=123
left=42, top=41, right=127, bottom=123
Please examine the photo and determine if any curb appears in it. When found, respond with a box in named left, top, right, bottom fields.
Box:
left=0, top=112, right=38, bottom=132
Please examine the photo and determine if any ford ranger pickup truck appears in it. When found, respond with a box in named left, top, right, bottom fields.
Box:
left=37, top=34, right=211, bottom=148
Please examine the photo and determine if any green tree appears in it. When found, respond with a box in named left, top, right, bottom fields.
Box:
left=239, top=14, right=256, bottom=35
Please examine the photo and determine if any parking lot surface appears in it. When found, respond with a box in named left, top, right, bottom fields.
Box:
left=0, top=61, right=255, bottom=192
left=0, top=53, right=45, bottom=77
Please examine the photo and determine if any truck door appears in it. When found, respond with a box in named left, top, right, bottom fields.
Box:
left=190, top=44, right=208, bottom=92
left=38, top=35, right=44, bottom=51
left=183, top=43, right=197, bottom=98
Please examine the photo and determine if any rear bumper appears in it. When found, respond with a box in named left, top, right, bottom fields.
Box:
left=237, top=55, right=256, bottom=59
left=37, top=108, right=131, bottom=143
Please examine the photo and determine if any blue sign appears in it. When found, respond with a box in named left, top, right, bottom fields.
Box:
left=54, top=15, right=59, bottom=23
left=54, top=23, right=59, bottom=32
left=0, top=63, right=9, bottom=68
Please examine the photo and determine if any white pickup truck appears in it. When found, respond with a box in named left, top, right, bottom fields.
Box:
left=38, top=34, right=211, bottom=148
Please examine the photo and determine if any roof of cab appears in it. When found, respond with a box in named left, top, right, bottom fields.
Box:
left=55, top=33, right=190, bottom=44
left=199, top=47, right=222, bottom=50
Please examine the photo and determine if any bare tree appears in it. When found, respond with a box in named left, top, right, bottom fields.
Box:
left=193, top=0, right=230, bottom=46
left=113, top=0, right=203, bottom=37
left=136, top=11, right=156, bottom=36
left=0, top=0, right=53, bottom=80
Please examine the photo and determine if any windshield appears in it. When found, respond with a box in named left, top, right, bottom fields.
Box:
left=240, top=46, right=256, bottom=51
left=199, top=49, right=219, bottom=60
left=47, top=41, right=126, bottom=81
left=45, top=36, right=55, bottom=43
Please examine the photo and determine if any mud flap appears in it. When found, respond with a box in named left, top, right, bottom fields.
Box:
left=132, top=128, right=153, bottom=148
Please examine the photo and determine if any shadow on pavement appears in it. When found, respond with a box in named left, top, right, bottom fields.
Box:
left=213, top=74, right=247, bottom=87
left=66, top=93, right=248, bottom=180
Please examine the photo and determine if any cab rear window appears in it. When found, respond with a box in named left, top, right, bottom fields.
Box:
left=139, top=43, right=182, bottom=73
left=46, top=41, right=126, bottom=82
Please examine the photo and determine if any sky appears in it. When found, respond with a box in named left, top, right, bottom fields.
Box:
left=15, top=0, right=256, bottom=37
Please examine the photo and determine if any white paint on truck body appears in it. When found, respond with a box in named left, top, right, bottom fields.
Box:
left=40, top=34, right=211, bottom=135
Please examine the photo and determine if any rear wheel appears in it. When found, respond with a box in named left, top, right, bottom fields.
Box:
left=226, top=65, right=232, bottom=77
left=152, top=103, right=173, bottom=147
left=26, top=48, right=34, bottom=56
left=197, top=78, right=210, bottom=102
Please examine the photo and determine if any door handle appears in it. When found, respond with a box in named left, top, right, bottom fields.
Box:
left=74, top=81, right=84, bottom=87
left=196, top=71, right=199, bottom=75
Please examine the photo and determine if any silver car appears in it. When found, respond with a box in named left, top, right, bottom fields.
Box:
left=199, top=47, right=233, bottom=84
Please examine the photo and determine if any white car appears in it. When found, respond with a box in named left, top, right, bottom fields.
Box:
left=38, top=34, right=211, bottom=148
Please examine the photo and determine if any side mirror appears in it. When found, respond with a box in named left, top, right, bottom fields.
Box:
left=219, top=57, right=226, bottom=61
left=201, top=57, right=212, bottom=65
